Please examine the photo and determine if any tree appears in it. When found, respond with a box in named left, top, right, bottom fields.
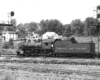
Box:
left=11, top=19, right=17, bottom=26
left=40, top=19, right=49, bottom=34
left=35, top=24, right=42, bottom=35
left=84, top=17, right=96, bottom=36
left=63, top=24, right=72, bottom=37
left=16, top=23, right=23, bottom=30
left=16, top=23, right=27, bottom=38
left=4, top=19, right=17, bottom=31
left=48, top=19, right=65, bottom=35
left=70, top=19, right=84, bottom=36
left=0, top=21, right=6, bottom=34
left=26, top=22, right=38, bottom=32
left=40, top=19, right=65, bottom=35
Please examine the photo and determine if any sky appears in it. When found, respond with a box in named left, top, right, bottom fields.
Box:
left=0, top=0, right=100, bottom=25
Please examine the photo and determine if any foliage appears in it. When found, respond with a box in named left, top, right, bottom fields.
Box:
left=16, top=16, right=98, bottom=37
left=40, top=19, right=65, bottom=35
left=16, top=23, right=28, bottom=38
left=11, top=19, right=17, bottom=26
left=2, top=42, right=10, bottom=49
left=4, top=19, right=17, bottom=31
left=0, top=22, right=6, bottom=32
left=28, top=22, right=38, bottom=32
left=70, top=19, right=84, bottom=36
left=2, top=39, right=14, bottom=49
left=16, top=22, right=39, bottom=38
left=9, top=38, right=14, bottom=48
left=63, top=24, right=72, bottom=37
left=84, top=17, right=96, bottom=36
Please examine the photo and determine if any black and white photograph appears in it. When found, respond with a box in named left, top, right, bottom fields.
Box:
left=0, top=0, right=100, bottom=80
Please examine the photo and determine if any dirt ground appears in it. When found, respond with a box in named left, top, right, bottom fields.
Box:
left=0, top=62, right=100, bottom=80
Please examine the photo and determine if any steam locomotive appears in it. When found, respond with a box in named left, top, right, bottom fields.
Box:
left=16, top=37, right=96, bottom=58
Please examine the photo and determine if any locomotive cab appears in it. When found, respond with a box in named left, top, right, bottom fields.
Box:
left=41, top=39, right=55, bottom=56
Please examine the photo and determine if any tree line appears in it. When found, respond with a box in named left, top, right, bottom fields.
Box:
left=0, top=17, right=98, bottom=38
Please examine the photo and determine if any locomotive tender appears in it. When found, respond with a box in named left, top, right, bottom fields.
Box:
left=16, top=37, right=95, bottom=58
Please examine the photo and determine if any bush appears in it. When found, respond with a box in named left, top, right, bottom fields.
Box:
left=2, top=39, right=14, bottom=49
left=2, top=42, right=10, bottom=49
left=9, top=38, right=14, bottom=47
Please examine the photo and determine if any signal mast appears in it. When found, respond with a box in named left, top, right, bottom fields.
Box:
left=94, top=5, right=100, bottom=58
left=0, top=11, right=14, bottom=26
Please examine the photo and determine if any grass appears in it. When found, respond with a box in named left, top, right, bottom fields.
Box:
left=0, top=65, right=99, bottom=80
left=0, top=49, right=16, bottom=56
left=0, top=62, right=100, bottom=80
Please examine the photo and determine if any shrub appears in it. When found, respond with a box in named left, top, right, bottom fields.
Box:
left=9, top=38, right=14, bottom=48
left=9, top=38, right=14, bottom=45
left=2, top=42, right=10, bottom=49
left=2, top=38, right=14, bottom=49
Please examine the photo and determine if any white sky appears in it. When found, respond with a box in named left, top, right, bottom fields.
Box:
left=0, top=0, right=100, bottom=25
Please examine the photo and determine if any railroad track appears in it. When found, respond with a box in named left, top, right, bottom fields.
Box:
left=0, top=55, right=100, bottom=65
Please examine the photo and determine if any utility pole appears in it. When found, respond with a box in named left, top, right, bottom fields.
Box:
left=94, top=5, right=100, bottom=58
left=7, top=13, right=10, bottom=24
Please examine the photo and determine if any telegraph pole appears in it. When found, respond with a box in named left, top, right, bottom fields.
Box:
left=95, top=5, right=100, bottom=58
left=7, top=13, right=10, bottom=24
